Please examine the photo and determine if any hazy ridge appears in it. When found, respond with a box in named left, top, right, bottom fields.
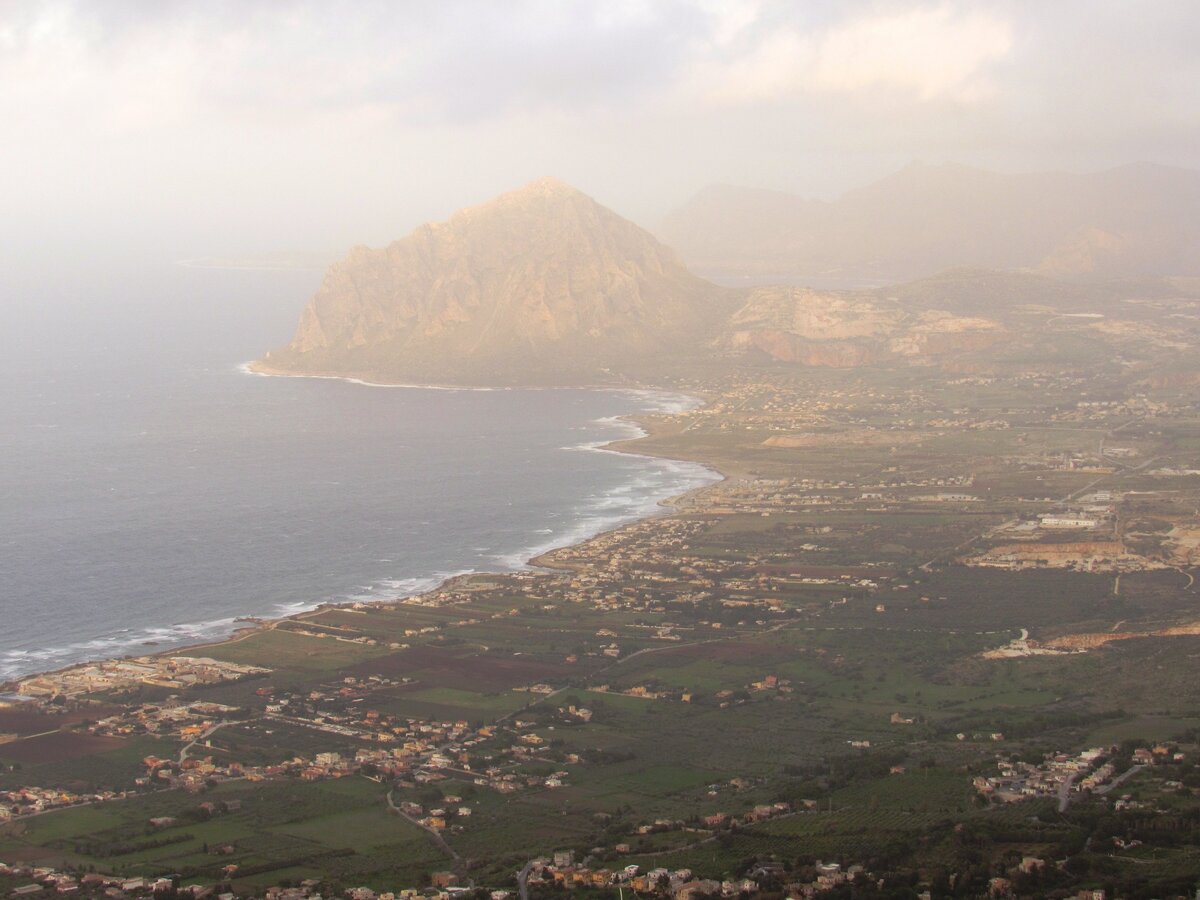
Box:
left=659, top=161, right=1200, bottom=281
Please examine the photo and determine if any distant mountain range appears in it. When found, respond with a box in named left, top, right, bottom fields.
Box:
left=256, top=174, right=1200, bottom=386
left=658, top=162, right=1200, bottom=281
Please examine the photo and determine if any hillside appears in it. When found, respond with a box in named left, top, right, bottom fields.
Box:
left=659, top=162, right=1200, bottom=281
left=715, top=285, right=1006, bottom=368
left=254, top=178, right=734, bottom=385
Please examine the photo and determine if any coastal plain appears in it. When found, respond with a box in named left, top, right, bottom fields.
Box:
left=6, top=287, right=1200, bottom=898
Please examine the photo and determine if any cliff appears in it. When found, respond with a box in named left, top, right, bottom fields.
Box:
left=256, top=178, right=733, bottom=385
left=715, top=286, right=1005, bottom=368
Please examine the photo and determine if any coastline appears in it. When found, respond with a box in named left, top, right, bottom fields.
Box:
left=1, top=368, right=725, bottom=694
left=242, top=359, right=707, bottom=408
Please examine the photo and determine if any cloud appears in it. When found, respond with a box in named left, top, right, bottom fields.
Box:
left=0, top=1, right=1015, bottom=144
left=0, top=1, right=710, bottom=133
left=690, top=3, right=1014, bottom=105
left=0, top=0, right=1198, bottom=262
left=690, top=0, right=764, bottom=47
left=814, top=5, right=1013, bottom=100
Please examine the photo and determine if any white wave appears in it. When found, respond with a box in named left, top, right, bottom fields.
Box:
left=331, top=570, right=477, bottom=607
left=0, top=568, right=486, bottom=681
left=255, top=570, right=482, bottom=619
left=0, top=616, right=242, bottom=681
left=489, top=453, right=719, bottom=571
left=237, top=364, right=707, bottom=415
left=490, top=394, right=719, bottom=569
left=618, top=388, right=705, bottom=415
left=238, top=362, right=500, bottom=392
left=272, top=600, right=317, bottom=617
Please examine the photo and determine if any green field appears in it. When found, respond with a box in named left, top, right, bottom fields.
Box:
left=0, top=777, right=450, bottom=893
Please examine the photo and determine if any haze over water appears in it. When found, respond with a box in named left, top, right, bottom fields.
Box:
left=0, top=263, right=716, bottom=681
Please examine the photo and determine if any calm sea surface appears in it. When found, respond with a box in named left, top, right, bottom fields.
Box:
left=0, top=263, right=716, bottom=680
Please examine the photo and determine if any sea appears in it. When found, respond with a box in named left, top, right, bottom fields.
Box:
left=0, top=262, right=718, bottom=682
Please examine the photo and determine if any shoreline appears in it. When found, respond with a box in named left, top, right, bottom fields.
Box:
left=1, top=367, right=725, bottom=694
left=242, top=359, right=707, bottom=410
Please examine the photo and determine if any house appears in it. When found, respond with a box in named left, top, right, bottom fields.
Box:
left=674, top=880, right=720, bottom=900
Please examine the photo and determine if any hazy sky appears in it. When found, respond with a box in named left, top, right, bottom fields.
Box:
left=3, top=0, right=1199, bottom=262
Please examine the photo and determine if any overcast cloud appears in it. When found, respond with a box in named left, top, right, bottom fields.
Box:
left=2, top=0, right=1198, bottom=262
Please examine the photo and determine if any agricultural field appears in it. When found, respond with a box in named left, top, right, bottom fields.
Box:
left=0, top=735, right=165, bottom=793
left=0, top=777, right=450, bottom=893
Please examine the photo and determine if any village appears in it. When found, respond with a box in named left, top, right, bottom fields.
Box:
left=2, top=357, right=1200, bottom=899
left=0, top=851, right=887, bottom=900
left=974, top=743, right=1185, bottom=808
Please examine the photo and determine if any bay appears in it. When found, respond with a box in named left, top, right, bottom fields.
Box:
left=0, top=263, right=716, bottom=680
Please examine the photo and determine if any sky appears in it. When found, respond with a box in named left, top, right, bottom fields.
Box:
left=2, top=0, right=1199, bottom=263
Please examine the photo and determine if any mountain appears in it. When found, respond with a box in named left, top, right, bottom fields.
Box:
left=709, top=267, right=1197, bottom=374
left=714, top=284, right=1006, bottom=368
left=255, top=178, right=733, bottom=385
left=256, top=175, right=1198, bottom=386
left=659, top=162, right=1200, bottom=282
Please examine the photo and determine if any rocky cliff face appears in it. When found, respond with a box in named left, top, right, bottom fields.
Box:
left=716, top=286, right=1005, bottom=368
left=258, top=178, right=731, bottom=385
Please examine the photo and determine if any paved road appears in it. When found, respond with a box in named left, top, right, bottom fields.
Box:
left=1060, top=764, right=1148, bottom=812
left=178, top=722, right=228, bottom=765
left=1058, top=772, right=1079, bottom=812
left=1094, top=765, right=1147, bottom=796
left=517, top=861, right=533, bottom=900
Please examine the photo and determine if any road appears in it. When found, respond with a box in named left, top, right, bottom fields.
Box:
left=1060, top=764, right=1147, bottom=812
left=387, top=786, right=462, bottom=869
left=1094, top=765, right=1147, bottom=796
left=1060, top=439, right=1163, bottom=505
left=517, top=861, right=533, bottom=900
left=1057, top=772, right=1079, bottom=812
left=178, top=722, right=228, bottom=765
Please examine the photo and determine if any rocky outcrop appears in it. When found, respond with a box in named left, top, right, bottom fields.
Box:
left=715, top=286, right=1006, bottom=368
left=257, top=178, right=733, bottom=385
